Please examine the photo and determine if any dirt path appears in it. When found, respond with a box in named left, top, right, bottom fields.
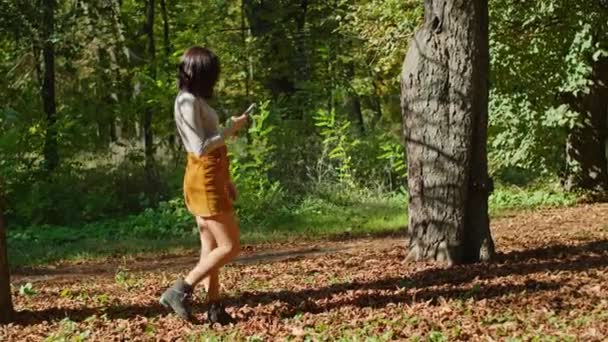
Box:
left=13, top=203, right=608, bottom=284
left=12, top=237, right=405, bottom=284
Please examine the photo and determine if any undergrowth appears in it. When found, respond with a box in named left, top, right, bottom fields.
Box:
left=7, top=181, right=578, bottom=267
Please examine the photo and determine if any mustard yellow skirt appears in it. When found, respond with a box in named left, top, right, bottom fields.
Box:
left=183, top=146, right=233, bottom=217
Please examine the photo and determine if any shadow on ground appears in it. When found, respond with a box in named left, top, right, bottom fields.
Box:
left=11, top=239, right=608, bottom=326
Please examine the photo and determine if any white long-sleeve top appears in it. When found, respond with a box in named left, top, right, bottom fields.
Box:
left=174, top=91, right=228, bottom=157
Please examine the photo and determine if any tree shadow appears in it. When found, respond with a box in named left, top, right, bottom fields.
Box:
left=327, top=226, right=409, bottom=241
left=221, top=240, right=608, bottom=319
left=11, top=239, right=607, bottom=326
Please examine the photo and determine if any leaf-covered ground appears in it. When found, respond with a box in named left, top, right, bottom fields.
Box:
left=3, top=204, right=608, bottom=341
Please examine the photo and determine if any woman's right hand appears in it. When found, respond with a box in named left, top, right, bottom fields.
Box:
left=226, top=114, right=248, bottom=137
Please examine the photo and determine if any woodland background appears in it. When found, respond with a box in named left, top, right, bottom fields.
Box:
left=0, top=0, right=607, bottom=265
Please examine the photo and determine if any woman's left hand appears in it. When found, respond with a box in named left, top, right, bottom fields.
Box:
left=227, top=182, right=238, bottom=201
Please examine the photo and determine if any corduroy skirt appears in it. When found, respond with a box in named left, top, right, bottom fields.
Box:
left=183, top=146, right=233, bottom=217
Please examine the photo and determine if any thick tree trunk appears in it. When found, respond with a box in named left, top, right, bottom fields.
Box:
left=0, top=200, right=13, bottom=324
left=401, top=0, right=495, bottom=265
left=42, top=0, right=58, bottom=172
left=564, top=58, right=608, bottom=192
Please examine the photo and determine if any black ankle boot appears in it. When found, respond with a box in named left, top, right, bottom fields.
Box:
left=207, top=302, right=235, bottom=325
left=159, top=279, right=193, bottom=320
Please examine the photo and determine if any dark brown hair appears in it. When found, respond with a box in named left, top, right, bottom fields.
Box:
left=177, top=47, right=220, bottom=99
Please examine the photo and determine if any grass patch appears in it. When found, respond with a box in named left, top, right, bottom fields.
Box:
left=8, top=182, right=578, bottom=268
left=8, top=188, right=408, bottom=267
left=489, top=183, right=578, bottom=215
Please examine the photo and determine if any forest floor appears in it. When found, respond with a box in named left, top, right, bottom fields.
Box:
left=3, top=203, right=608, bottom=341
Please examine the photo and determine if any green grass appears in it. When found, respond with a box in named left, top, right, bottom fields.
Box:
left=489, top=183, right=578, bottom=215
left=7, top=183, right=578, bottom=268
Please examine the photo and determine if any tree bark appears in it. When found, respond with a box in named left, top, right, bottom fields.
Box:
left=42, top=0, right=58, bottom=172
left=0, top=198, right=13, bottom=324
left=345, top=63, right=364, bottom=134
left=143, top=0, right=157, bottom=200
left=368, top=68, right=383, bottom=127
left=159, top=0, right=171, bottom=59
left=240, top=0, right=251, bottom=99
left=564, top=57, right=608, bottom=192
left=401, top=0, right=495, bottom=265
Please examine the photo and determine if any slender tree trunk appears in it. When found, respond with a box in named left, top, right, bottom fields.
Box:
left=143, top=0, right=157, bottom=201
left=347, top=95, right=364, bottom=134
left=369, top=69, right=383, bottom=127
left=345, top=63, right=364, bottom=134
left=42, top=0, right=58, bottom=172
left=0, top=197, right=13, bottom=324
left=564, top=57, right=608, bottom=192
left=159, top=0, right=171, bottom=59
left=241, top=0, right=250, bottom=99
left=401, top=0, right=495, bottom=265
left=159, top=0, right=177, bottom=151
left=32, top=42, right=43, bottom=87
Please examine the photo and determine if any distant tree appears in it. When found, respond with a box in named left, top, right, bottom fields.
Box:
left=42, top=0, right=58, bottom=172
left=401, top=0, right=495, bottom=264
left=489, top=0, right=608, bottom=189
left=143, top=0, right=158, bottom=200
left=0, top=197, right=13, bottom=324
left=563, top=57, right=608, bottom=192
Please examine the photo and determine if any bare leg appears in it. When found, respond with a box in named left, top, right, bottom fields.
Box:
left=184, top=211, right=240, bottom=289
left=161, top=212, right=239, bottom=322
left=196, top=217, right=220, bottom=302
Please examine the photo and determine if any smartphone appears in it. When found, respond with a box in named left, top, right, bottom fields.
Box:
left=243, top=103, right=256, bottom=116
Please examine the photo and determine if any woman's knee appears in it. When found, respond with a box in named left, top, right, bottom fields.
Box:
left=223, top=241, right=241, bottom=258
left=219, top=239, right=240, bottom=258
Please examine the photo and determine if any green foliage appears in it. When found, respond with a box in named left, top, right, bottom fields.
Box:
left=229, top=101, right=285, bottom=225
left=489, top=0, right=608, bottom=175
left=8, top=179, right=581, bottom=267
left=489, top=182, right=578, bottom=215
left=313, top=109, right=360, bottom=187
left=338, top=0, right=423, bottom=120
left=427, top=331, right=448, bottom=342
left=18, top=282, right=36, bottom=297
left=1, top=0, right=604, bottom=267
left=44, top=318, right=91, bottom=342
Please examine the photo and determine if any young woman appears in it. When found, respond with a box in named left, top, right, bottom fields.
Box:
left=159, top=47, right=248, bottom=324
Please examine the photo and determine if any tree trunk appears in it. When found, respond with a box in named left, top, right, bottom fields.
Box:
left=42, top=0, right=58, bottom=172
left=369, top=68, right=383, bottom=127
left=159, top=0, right=176, bottom=151
left=0, top=199, right=13, bottom=324
left=564, top=57, right=608, bottom=192
left=143, top=0, right=157, bottom=201
left=244, top=0, right=296, bottom=98
left=346, top=95, right=364, bottom=134
left=400, top=0, right=495, bottom=265
left=241, top=0, right=251, bottom=99
left=159, top=0, right=171, bottom=59
left=345, top=63, right=364, bottom=134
